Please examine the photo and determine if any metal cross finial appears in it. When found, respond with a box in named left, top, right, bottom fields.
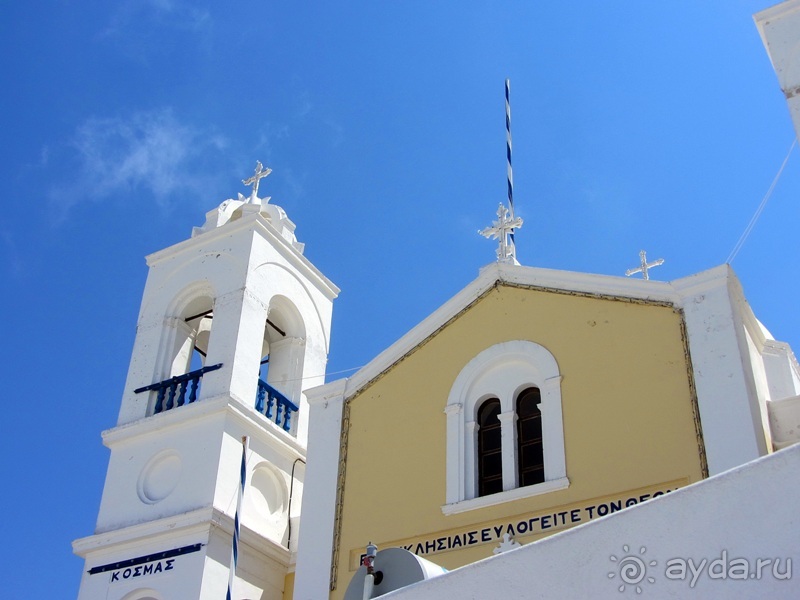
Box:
left=625, top=250, right=665, bottom=280
left=242, top=161, right=272, bottom=204
left=480, top=203, right=523, bottom=264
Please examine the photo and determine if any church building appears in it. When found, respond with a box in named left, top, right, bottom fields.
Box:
left=72, top=164, right=800, bottom=600
left=73, top=2, right=800, bottom=598
left=294, top=257, right=799, bottom=600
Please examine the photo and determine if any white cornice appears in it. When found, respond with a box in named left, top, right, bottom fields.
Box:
left=72, top=506, right=214, bottom=558
left=102, top=395, right=307, bottom=458
left=332, top=263, right=739, bottom=403
left=755, top=0, right=800, bottom=31
left=145, top=211, right=339, bottom=301
left=305, top=378, right=348, bottom=406
left=102, top=395, right=230, bottom=447
left=73, top=505, right=292, bottom=567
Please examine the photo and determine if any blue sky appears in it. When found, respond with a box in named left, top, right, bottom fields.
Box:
left=1, top=1, right=798, bottom=596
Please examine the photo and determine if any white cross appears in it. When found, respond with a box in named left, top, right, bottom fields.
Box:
left=480, top=203, right=523, bottom=264
left=242, top=161, right=272, bottom=204
left=625, top=250, right=664, bottom=280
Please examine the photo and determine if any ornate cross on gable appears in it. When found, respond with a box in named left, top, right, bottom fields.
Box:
left=625, top=250, right=664, bottom=280
left=480, top=203, right=523, bottom=264
left=242, top=161, right=272, bottom=204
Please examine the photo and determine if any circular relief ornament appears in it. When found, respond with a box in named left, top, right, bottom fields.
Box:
left=137, top=450, right=182, bottom=504
left=250, top=464, right=286, bottom=518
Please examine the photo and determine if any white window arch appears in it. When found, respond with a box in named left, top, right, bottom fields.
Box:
left=443, top=340, right=568, bottom=515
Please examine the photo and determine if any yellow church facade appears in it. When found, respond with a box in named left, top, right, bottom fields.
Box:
left=294, top=261, right=792, bottom=599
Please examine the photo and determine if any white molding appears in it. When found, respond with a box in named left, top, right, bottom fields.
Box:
left=441, top=477, right=570, bottom=516
left=103, top=395, right=307, bottom=459
left=73, top=505, right=291, bottom=567
left=146, top=211, right=339, bottom=301
left=331, top=263, right=737, bottom=406
left=498, top=411, right=518, bottom=491
left=444, top=341, right=566, bottom=504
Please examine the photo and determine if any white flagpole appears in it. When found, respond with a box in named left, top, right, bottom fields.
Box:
left=227, top=436, right=249, bottom=600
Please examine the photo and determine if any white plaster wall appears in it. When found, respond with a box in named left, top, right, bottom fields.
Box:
left=213, top=411, right=305, bottom=549
left=198, top=525, right=288, bottom=600
left=763, top=340, right=800, bottom=401
left=674, top=266, right=766, bottom=474
left=96, top=405, right=227, bottom=534
left=382, top=444, right=800, bottom=600
left=756, top=0, right=800, bottom=141
left=293, top=380, right=347, bottom=600
left=76, top=522, right=209, bottom=600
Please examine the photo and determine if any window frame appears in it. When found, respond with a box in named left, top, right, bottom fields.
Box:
left=443, top=341, right=568, bottom=515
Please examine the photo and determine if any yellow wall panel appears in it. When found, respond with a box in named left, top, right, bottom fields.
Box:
left=331, top=285, right=705, bottom=598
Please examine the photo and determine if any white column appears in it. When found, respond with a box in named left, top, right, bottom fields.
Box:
left=202, top=288, right=267, bottom=405
left=498, top=410, right=518, bottom=492
left=267, top=336, right=305, bottom=404
left=541, top=375, right=566, bottom=481
left=294, top=380, right=346, bottom=600
left=464, top=421, right=478, bottom=500
left=444, top=403, right=463, bottom=504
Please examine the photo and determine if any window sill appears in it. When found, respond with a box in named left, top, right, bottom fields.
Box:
left=441, top=477, right=570, bottom=516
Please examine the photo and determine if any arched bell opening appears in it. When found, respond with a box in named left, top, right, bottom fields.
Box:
left=255, top=296, right=307, bottom=434
left=172, top=295, right=215, bottom=377
left=136, top=292, right=221, bottom=417
left=259, top=296, right=306, bottom=397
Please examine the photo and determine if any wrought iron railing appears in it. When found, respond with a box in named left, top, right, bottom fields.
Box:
left=256, top=379, right=298, bottom=433
left=134, top=364, right=223, bottom=414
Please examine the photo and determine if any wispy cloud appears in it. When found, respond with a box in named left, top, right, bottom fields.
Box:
left=49, top=108, right=228, bottom=220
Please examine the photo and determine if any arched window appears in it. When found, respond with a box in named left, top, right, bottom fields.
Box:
left=477, top=399, right=503, bottom=497
left=169, top=295, right=214, bottom=378
left=443, top=341, right=568, bottom=514
left=516, top=387, right=544, bottom=487
left=259, top=296, right=306, bottom=406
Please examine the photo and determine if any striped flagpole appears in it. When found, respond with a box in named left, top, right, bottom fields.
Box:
left=505, top=78, right=515, bottom=248
left=227, top=436, right=249, bottom=600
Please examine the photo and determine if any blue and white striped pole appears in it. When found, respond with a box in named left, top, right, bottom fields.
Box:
left=505, top=78, right=515, bottom=248
left=227, top=436, right=249, bottom=600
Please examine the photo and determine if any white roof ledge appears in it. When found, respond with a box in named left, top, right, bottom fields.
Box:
left=768, top=393, right=800, bottom=450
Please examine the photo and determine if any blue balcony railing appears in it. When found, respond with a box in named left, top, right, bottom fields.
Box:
left=134, top=364, right=223, bottom=415
left=256, top=379, right=298, bottom=433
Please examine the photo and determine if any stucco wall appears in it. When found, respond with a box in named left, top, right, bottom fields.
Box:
left=382, top=443, right=800, bottom=599
left=331, top=285, right=705, bottom=598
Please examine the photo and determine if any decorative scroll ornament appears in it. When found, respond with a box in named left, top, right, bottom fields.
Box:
left=242, top=160, right=272, bottom=204
left=480, top=203, right=523, bottom=264
left=625, top=250, right=664, bottom=281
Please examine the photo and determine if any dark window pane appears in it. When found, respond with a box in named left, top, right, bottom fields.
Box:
left=482, top=476, right=503, bottom=496
left=479, top=400, right=500, bottom=425
left=517, top=388, right=541, bottom=417
left=520, top=467, right=544, bottom=487
left=521, top=443, right=544, bottom=466
left=478, top=399, right=503, bottom=497
left=521, top=416, right=542, bottom=440
left=481, top=426, right=501, bottom=451
left=517, top=387, right=544, bottom=488
left=482, top=451, right=502, bottom=474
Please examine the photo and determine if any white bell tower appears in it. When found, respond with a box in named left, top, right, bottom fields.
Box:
left=73, top=163, right=339, bottom=600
